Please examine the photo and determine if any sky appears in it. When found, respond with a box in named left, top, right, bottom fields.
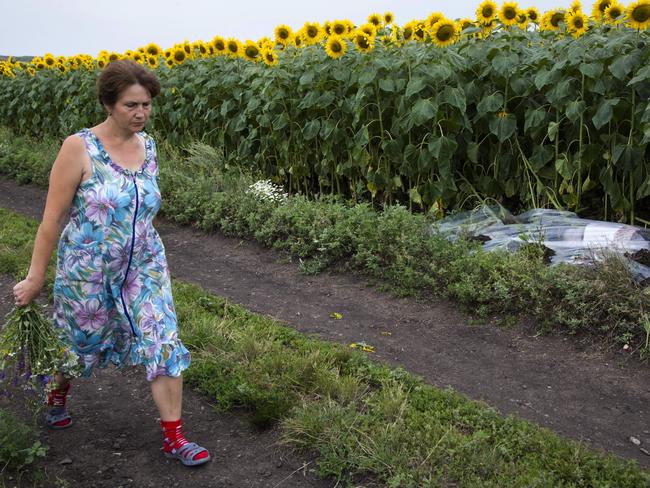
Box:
left=3, top=0, right=571, bottom=57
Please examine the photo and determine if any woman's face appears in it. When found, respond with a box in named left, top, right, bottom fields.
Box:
left=107, top=83, right=152, bottom=131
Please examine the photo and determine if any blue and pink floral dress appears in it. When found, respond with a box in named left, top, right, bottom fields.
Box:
left=52, top=128, right=191, bottom=381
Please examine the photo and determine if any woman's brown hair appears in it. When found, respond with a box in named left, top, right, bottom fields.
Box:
left=97, top=59, right=161, bottom=110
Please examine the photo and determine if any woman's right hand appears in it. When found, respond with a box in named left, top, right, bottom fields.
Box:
left=12, top=275, right=45, bottom=307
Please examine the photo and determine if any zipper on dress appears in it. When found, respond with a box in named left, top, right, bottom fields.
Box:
left=120, top=173, right=139, bottom=337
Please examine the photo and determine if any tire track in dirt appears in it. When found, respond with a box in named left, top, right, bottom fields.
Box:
left=1, top=178, right=648, bottom=469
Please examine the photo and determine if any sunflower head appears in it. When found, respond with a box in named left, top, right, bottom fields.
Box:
left=302, top=22, right=322, bottom=44
left=145, top=43, right=162, bottom=57
left=426, top=12, right=444, bottom=29
left=331, top=20, right=347, bottom=36
left=323, top=21, right=332, bottom=36
left=44, top=54, right=56, bottom=68
left=274, top=24, right=293, bottom=45
left=35, top=61, right=46, bottom=70
left=132, top=52, right=144, bottom=63
left=402, top=23, right=415, bottom=41
left=516, top=12, right=528, bottom=29
left=567, top=10, right=589, bottom=36
left=367, top=13, right=381, bottom=26
left=476, top=0, right=498, bottom=23
left=27, top=66, right=36, bottom=76
left=165, top=58, right=174, bottom=68
left=97, top=58, right=107, bottom=69
left=262, top=48, right=278, bottom=66
left=353, top=31, right=374, bottom=52
left=604, top=2, right=625, bottom=23
left=325, top=35, right=347, bottom=58
left=359, top=23, right=377, bottom=38
left=591, top=0, right=612, bottom=20
left=431, top=19, right=459, bottom=46
left=172, top=47, right=187, bottom=64
left=626, top=1, right=650, bottom=29
left=146, top=55, right=159, bottom=69
left=212, top=36, right=227, bottom=54
left=108, top=52, right=120, bottom=61
left=242, top=40, right=260, bottom=62
left=541, top=9, right=566, bottom=30
left=383, top=12, right=395, bottom=24
left=459, top=18, right=475, bottom=30
left=293, top=34, right=303, bottom=47
left=413, top=21, right=427, bottom=41
left=226, top=38, right=241, bottom=56
left=499, top=2, right=520, bottom=26
left=526, top=7, right=540, bottom=23
left=257, top=36, right=274, bottom=50
left=570, top=1, right=582, bottom=13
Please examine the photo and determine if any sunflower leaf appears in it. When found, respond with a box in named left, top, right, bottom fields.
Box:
left=410, top=99, right=436, bottom=126
left=477, top=93, right=504, bottom=116
left=592, top=98, right=620, bottom=130
left=405, top=77, right=427, bottom=98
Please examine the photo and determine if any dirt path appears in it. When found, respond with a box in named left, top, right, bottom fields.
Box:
left=1, top=178, right=649, bottom=471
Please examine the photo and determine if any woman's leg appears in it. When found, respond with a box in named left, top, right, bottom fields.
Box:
left=151, top=375, right=209, bottom=465
left=46, top=373, right=73, bottom=429
left=150, top=374, right=183, bottom=421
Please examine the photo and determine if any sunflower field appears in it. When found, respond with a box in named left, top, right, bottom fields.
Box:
left=1, top=1, right=649, bottom=223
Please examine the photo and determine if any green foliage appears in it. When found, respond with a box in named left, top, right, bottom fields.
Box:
left=0, top=408, right=46, bottom=474
left=1, top=28, right=649, bottom=222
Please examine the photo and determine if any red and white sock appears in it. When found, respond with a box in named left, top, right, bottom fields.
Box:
left=160, top=419, right=209, bottom=461
left=47, top=382, right=72, bottom=428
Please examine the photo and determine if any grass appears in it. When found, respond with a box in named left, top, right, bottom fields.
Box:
left=0, top=207, right=649, bottom=486
left=0, top=127, right=648, bottom=359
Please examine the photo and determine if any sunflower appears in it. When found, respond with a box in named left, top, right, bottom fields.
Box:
left=526, top=7, right=541, bottom=24
left=145, top=43, right=162, bottom=57
left=172, top=46, right=187, bottom=64
left=412, top=20, right=427, bottom=41
left=331, top=20, right=347, bottom=36
left=459, top=18, right=475, bottom=30
left=591, top=0, right=611, bottom=21
left=626, top=1, right=650, bottom=29
left=242, top=40, right=260, bottom=62
left=57, top=63, right=69, bottom=74
left=302, top=22, right=322, bottom=44
left=165, top=58, right=174, bottom=68
left=476, top=0, right=498, bottom=23
left=516, top=12, right=528, bottom=29
left=383, top=12, right=395, bottom=24
left=146, top=55, right=159, bottom=69
left=97, top=58, right=107, bottom=69
left=431, top=19, right=459, bottom=46
left=257, top=36, right=274, bottom=50
left=323, top=21, right=332, bottom=36
left=359, top=23, right=377, bottom=38
left=293, top=34, right=303, bottom=47
left=570, top=1, right=582, bottom=13
left=164, top=48, right=173, bottom=59
left=226, top=38, right=242, bottom=56
left=211, top=36, right=227, bottom=55
left=262, top=48, right=278, bottom=66
left=566, top=10, right=589, bottom=36
left=325, top=35, right=346, bottom=58
left=274, top=24, right=293, bottom=46
left=182, top=41, right=192, bottom=56
left=402, top=23, right=415, bottom=41
left=197, top=41, right=210, bottom=57
left=343, top=20, right=355, bottom=35
left=426, top=12, right=444, bottom=29
left=499, top=2, right=520, bottom=26
left=604, top=1, right=625, bottom=23
left=35, top=60, right=46, bottom=70
left=540, top=9, right=566, bottom=30
left=367, top=13, right=381, bottom=26
left=352, top=31, right=374, bottom=52
left=26, top=66, right=36, bottom=76
left=132, top=51, right=144, bottom=63
left=43, top=54, right=56, bottom=68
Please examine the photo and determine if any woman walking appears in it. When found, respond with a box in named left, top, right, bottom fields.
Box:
left=12, top=59, right=210, bottom=466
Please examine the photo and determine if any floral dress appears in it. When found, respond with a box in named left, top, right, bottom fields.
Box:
left=52, top=128, right=191, bottom=381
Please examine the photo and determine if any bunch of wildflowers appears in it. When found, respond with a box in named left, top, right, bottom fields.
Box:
left=0, top=304, right=81, bottom=408
left=246, top=179, right=289, bottom=203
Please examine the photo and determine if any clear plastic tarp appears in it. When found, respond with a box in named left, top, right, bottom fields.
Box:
left=431, top=205, right=650, bottom=284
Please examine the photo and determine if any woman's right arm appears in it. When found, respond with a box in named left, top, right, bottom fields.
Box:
left=12, top=135, right=87, bottom=306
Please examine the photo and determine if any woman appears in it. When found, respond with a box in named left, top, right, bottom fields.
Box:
left=12, top=59, right=210, bottom=467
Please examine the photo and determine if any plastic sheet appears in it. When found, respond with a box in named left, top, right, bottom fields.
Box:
left=431, top=206, right=650, bottom=283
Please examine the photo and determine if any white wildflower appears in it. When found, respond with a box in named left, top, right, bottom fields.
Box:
left=246, top=179, right=288, bottom=203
